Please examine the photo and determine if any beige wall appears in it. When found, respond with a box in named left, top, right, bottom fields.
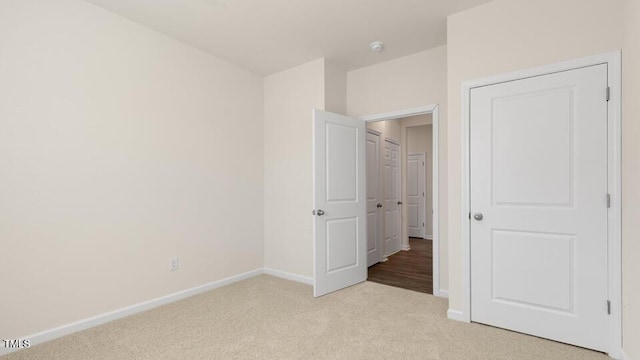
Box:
left=0, top=0, right=264, bottom=339
left=446, top=0, right=624, bottom=337
left=622, top=0, right=640, bottom=358
left=406, top=125, right=434, bottom=236
left=348, top=45, right=449, bottom=292
left=263, top=59, right=326, bottom=278
left=367, top=119, right=402, bottom=144
left=347, top=46, right=447, bottom=118
left=325, top=60, right=347, bottom=115
left=407, top=125, right=432, bottom=154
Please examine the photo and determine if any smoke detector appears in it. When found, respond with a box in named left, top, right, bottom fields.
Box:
left=369, top=41, right=384, bottom=53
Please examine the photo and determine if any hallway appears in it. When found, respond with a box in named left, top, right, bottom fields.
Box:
left=367, top=238, right=432, bottom=294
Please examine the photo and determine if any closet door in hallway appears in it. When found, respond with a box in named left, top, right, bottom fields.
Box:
left=407, top=153, right=426, bottom=239
left=383, top=139, right=401, bottom=256
left=366, top=130, right=383, bottom=266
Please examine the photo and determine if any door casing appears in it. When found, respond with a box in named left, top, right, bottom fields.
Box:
left=456, top=51, right=622, bottom=358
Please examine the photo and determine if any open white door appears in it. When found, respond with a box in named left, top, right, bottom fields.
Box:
left=313, top=109, right=367, bottom=297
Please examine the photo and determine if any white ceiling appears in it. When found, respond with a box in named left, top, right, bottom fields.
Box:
left=84, top=0, right=493, bottom=75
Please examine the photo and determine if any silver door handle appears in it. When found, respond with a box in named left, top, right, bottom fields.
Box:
left=377, top=203, right=383, bottom=208
left=473, top=213, right=483, bottom=221
left=316, top=209, right=325, bottom=216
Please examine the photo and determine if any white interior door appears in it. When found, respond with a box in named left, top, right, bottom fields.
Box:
left=384, top=140, right=401, bottom=256
left=313, top=109, right=366, bottom=297
left=407, top=153, right=425, bottom=239
left=366, top=131, right=382, bottom=266
left=470, top=64, right=609, bottom=351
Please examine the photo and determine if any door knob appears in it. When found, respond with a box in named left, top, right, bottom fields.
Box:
left=473, top=213, right=483, bottom=221
left=377, top=203, right=383, bottom=208
left=316, top=209, right=325, bottom=216
left=397, top=201, right=403, bottom=205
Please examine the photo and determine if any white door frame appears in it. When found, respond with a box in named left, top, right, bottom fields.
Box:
left=457, top=51, right=622, bottom=358
left=408, top=152, right=428, bottom=239
left=361, top=104, right=443, bottom=297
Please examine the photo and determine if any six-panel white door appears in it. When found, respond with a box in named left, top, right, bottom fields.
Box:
left=407, top=153, right=426, bottom=239
left=366, top=131, right=383, bottom=266
left=313, top=110, right=367, bottom=297
left=384, top=140, right=401, bottom=256
left=470, top=64, right=609, bottom=351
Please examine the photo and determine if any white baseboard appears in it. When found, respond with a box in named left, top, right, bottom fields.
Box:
left=1, top=268, right=264, bottom=357
left=434, top=289, right=449, bottom=298
left=424, top=235, right=433, bottom=240
left=263, top=267, right=313, bottom=285
left=447, top=309, right=466, bottom=322
left=386, top=250, right=401, bottom=257
left=402, top=245, right=411, bottom=251
left=619, top=349, right=629, bottom=360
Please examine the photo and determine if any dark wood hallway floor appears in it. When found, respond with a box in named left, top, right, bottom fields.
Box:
left=367, top=238, right=433, bottom=294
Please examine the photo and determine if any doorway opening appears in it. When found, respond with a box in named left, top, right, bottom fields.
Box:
left=362, top=105, right=442, bottom=296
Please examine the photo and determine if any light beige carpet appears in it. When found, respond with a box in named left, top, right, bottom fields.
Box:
left=3, top=275, right=608, bottom=360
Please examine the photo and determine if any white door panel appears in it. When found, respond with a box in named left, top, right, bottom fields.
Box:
left=366, top=131, right=382, bottom=266
left=407, top=153, right=425, bottom=238
left=470, top=64, right=609, bottom=351
left=384, top=140, right=401, bottom=255
left=313, top=110, right=366, bottom=297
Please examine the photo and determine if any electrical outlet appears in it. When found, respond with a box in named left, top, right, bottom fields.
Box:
left=169, top=257, right=179, bottom=271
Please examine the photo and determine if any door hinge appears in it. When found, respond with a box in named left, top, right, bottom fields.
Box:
left=423, top=161, right=425, bottom=166
left=606, top=87, right=610, bottom=102
left=312, top=209, right=316, bottom=216
left=422, top=222, right=425, bottom=227
left=606, top=194, right=611, bottom=208
left=607, top=300, right=611, bottom=315
left=468, top=212, right=471, bottom=219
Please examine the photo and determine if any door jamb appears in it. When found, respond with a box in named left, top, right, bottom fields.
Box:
left=361, top=104, right=444, bottom=297
left=457, top=51, right=622, bottom=358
